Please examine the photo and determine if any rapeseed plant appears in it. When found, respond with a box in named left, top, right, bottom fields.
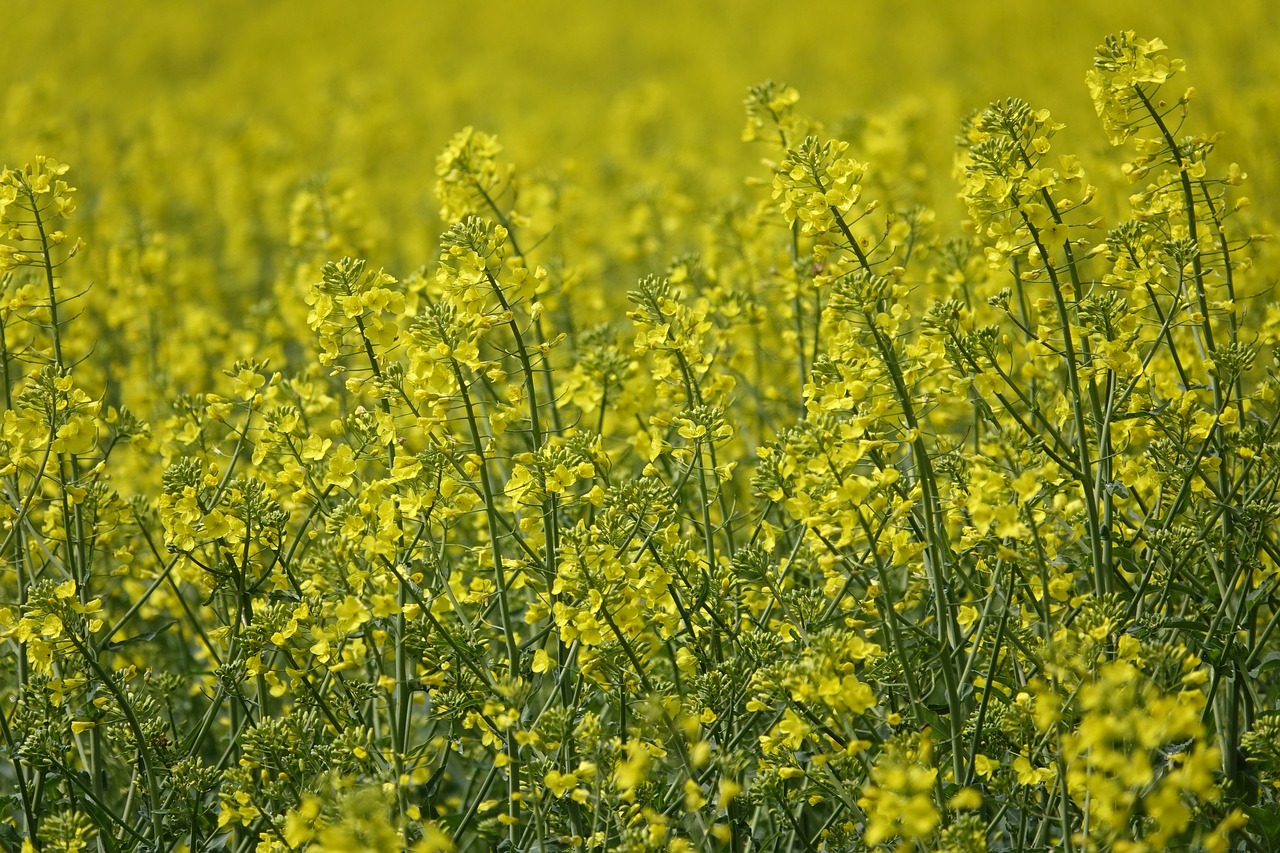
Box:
left=3, top=9, right=1280, bottom=853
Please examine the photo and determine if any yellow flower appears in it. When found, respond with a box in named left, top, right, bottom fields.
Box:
left=412, top=824, right=456, bottom=853
left=325, top=444, right=357, bottom=489
left=948, top=787, right=983, bottom=810
left=283, top=796, right=321, bottom=847
left=544, top=769, right=580, bottom=798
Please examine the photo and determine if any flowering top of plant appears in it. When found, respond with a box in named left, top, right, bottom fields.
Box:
left=1, top=25, right=1277, bottom=853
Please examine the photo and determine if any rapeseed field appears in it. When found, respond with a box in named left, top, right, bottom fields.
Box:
left=3, top=2, right=1279, bottom=850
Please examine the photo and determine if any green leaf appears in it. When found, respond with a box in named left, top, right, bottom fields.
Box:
left=103, top=620, right=177, bottom=652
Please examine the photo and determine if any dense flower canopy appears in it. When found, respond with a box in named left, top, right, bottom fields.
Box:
left=2, top=3, right=1280, bottom=852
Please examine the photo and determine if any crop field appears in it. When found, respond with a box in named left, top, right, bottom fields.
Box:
left=4, top=1, right=1280, bottom=851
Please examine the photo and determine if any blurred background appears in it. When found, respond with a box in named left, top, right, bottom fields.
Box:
left=4, top=0, right=1276, bottom=403
left=11, top=2, right=1275, bottom=193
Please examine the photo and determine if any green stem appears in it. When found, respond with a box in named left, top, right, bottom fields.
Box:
left=67, top=633, right=166, bottom=846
